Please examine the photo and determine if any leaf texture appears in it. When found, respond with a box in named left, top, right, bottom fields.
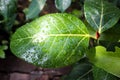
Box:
left=84, top=0, right=120, bottom=33
left=10, top=13, right=89, bottom=68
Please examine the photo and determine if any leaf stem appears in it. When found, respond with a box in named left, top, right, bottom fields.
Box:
left=89, top=35, right=96, bottom=39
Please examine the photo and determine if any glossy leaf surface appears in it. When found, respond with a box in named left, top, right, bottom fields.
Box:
left=88, top=46, right=120, bottom=77
left=55, top=0, right=71, bottom=12
left=84, top=0, right=120, bottom=33
left=25, top=0, right=46, bottom=20
left=10, top=13, right=89, bottom=68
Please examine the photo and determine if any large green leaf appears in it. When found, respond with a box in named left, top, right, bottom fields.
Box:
left=93, top=66, right=118, bottom=80
left=0, top=0, right=17, bottom=31
left=25, top=0, right=46, bottom=20
left=55, top=0, right=71, bottom=12
left=10, top=13, right=89, bottom=68
left=88, top=46, right=120, bottom=77
left=84, top=0, right=120, bottom=33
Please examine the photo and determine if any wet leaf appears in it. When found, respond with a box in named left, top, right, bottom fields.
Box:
left=55, top=0, right=71, bottom=12
left=10, top=13, right=90, bottom=68
left=84, top=0, right=120, bottom=33
left=25, top=0, right=47, bottom=20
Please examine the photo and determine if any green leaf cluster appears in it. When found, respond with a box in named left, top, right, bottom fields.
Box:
left=9, top=0, right=120, bottom=79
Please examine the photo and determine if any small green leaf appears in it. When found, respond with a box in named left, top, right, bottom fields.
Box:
left=84, top=0, right=120, bottom=33
left=0, top=49, right=5, bottom=59
left=0, top=45, right=8, bottom=50
left=10, top=13, right=90, bottom=68
left=25, top=0, right=46, bottom=20
left=0, top=0, right=17, bottom=31
left=93, top=66, right=118, bottom=80
left=55, top=0, right=71, bottom=12
left=89, top=46, right=120, bottom=78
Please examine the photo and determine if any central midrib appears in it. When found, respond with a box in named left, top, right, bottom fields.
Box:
left=13, top=34, right=90, bottom=41
left=44, top=34, right=90, bottom=37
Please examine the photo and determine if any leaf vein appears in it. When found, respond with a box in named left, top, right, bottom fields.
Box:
left=66, top=16, right=87, bottom=34
left=64, top=37, right=87, bottom=63
left=55, top=36, right=69, bottom=60
left=99, top=0, right=104, bottom=33
left=53, top=15, right=72, bottom=34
